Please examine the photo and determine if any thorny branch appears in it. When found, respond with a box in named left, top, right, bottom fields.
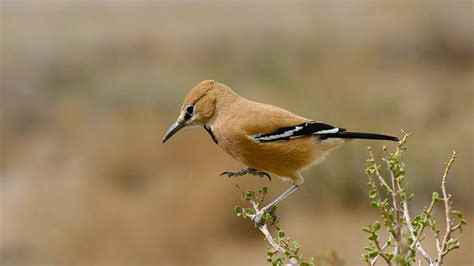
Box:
left=235, top=185, right=283, bottom=252
left=234, top=185, right=316, bottom=266
left=363, top=133, right=466, bottom=266
left=437, top=151, right=458, bottom=264
left=370, top=240, right=391, bottom=266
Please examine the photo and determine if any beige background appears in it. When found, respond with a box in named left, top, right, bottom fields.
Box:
left=1, top=1, right=473, bottom=265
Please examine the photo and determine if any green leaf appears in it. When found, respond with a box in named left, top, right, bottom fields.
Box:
left=413, top=215, right=422, bottom=223
left=369, top=189, right=377, bottom=199
left=373, top=221, right=381, bottom=231
left=368, top=250, right=379, bottom=258
left=278, top=230, right=285, bottom=239
left=273, top=257, right=283, bottom=266
left=366, top=165, right=376, bottom=175
left=386, top=253, right=394, bottom=261
left=244, top=191, right=255, bottom=201
left=244, top=207, right=254, bottom=215
left=432, top=192, right=441, bottom=203
left=267, top=249, right=276, bottom=257
left=452, top=210, right=465, bottom=222
left=234, top=206, right=242, bottom=216
left=370, top=200, right=378, bottom=208
left=446, top=238, right=461, bottom=251
left=362, top=254, right=370, bottom=262
left=292, top=241, right=301, bottom=253
left=269, top=205, right=277, bottom=214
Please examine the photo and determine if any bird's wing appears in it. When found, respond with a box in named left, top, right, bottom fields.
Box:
left=253, top=121, right=346, bottom=143
left=234, top=100, right=344, bottom=143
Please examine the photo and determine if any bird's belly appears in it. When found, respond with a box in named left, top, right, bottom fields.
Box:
left=220, top=135, right=327, bottom=178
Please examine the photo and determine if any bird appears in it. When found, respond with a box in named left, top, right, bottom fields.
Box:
left=163, top=80, right=398, bottom=225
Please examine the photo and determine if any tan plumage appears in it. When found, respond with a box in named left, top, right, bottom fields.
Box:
left=171, top=80, right=345, bottom=184
left=163, top=80, right=397, bottom=224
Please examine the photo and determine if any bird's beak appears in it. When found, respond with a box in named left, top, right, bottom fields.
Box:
left=162, top=121, right=186, bottom=143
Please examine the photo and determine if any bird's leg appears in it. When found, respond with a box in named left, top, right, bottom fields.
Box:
left=220, top=167, right=271, bottom=181
left=253, top=184, right=300, bottom=226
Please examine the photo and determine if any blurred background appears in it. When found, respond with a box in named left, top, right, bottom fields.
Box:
left=1, top=1, right=473, bottom=265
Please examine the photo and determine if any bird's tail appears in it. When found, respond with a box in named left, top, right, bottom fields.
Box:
left=321, top=131, right=399, bottom=141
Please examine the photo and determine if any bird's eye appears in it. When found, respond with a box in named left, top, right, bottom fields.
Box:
left=185, top=105, right=194, bottom=115
left=184, top=105, right=194, bottom=120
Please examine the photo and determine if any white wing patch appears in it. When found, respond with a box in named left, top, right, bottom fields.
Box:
left=255, top=125, right=304, bottom=142
left=253, top=121, right=342, bottom=143
left=312, top=128, right=339, bottom=134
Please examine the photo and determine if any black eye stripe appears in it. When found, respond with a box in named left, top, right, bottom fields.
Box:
left=184, top=113, right=192, bottom=120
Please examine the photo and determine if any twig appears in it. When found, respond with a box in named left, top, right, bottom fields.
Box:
left=370, top=239, right=391, bottom=266
left=235, top=185, right=298, bottom=265
left=247, top=194, right=283, bottom=252
left=410, top=198, right=435, bottom=252
left=383, top=146, right=402, bottom=256
left=437, top=151, right=457, bottom=264
left=368, top=148, right=392, bottom=193
left=400, top=191, right=433, bottom=264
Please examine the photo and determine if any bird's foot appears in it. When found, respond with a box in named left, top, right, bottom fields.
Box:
left=253, top=208, right=267, bottom=227
left=253, top=207, right=277, bottom=227
left=247, top=168, right=272, bottom=181
left=220, top=167, right=271, bottom=181
left=220, top=168, right=249, bottom=178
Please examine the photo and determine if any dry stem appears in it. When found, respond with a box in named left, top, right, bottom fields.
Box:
left=437, top=151, right=457, bottom=264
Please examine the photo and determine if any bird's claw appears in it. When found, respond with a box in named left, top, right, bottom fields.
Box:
left=220, top=171, right=234, bottom=177
left=220, top=170, right=246, bottom=178
left=257, top=171, right=272, bottom=181
left=248, top=169, right=272, bottom=181
left=253, top=208, right=267, bottom=227
left=220, top=167, right=271, bottom=181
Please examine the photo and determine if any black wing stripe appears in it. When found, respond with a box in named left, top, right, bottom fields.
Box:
left=254, top=121, right=342, bottom=143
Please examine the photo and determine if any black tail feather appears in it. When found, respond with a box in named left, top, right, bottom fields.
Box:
left=321, top=132, right=399, bottom=141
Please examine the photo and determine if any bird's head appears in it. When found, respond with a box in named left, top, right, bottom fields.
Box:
left=162, top=80, right=236, bottom=143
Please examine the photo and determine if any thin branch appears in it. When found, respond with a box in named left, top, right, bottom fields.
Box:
left=247, top=196, right=283, bottom=252
left=368, top=148, right=392, bottom=193
left=370, top=239, right=391, bottom=266
left=248, top=201, right=284, bottom=252
left=437, top=151, right=457, bottom=264
left=383, top=146, right=402, bottom=256
left=412, top=199, right=436, bottom=251
left=400, top=193, right=433, bottom=263
left=235, top=185, right=298, bottom=265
